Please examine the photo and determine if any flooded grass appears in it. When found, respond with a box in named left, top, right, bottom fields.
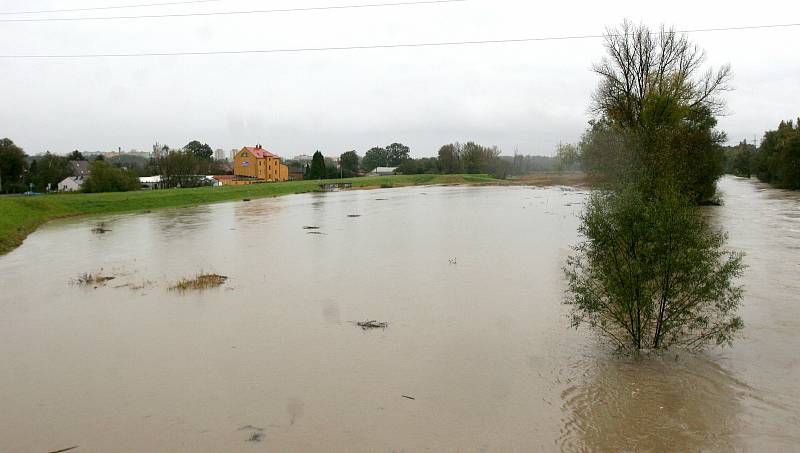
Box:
left=74, top=272, right=116, bottom=286
left=170, top=273, right=228, bottom=292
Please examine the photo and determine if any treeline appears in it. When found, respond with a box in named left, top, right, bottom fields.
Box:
left=298, top=141, right=563, bottom=181
left=0, top=138, right=232, bottom=194
left=723, top=119, right=800, bottom=189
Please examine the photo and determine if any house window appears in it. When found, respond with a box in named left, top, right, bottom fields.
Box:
left=241, top=152, right=248, bottom=157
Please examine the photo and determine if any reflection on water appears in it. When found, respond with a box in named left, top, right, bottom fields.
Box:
left=0, top=178, right=798, bottom=452
left=558, top=352, right=744, bottom=452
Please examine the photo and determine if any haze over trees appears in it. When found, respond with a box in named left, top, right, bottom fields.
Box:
left=564, top=22, right=745, bottom=351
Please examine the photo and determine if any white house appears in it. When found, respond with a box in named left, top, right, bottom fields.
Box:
left=58, top=176, right=85, bottom=192
left=367, top=166, right=399, bottom=176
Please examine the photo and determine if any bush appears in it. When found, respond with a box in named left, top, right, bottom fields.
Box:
left=82, top=161, right=140, bottom=193
left=564, top=184, right=745, bottom=350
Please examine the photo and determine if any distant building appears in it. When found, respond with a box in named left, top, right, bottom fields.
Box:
left=293, top=154, right=313, bottom=163
left=233, top=145, right=289, bottom=182
left=58, top=176, right=85, bottom=192
left=214, top=149, right=226, bottom=161
left=288, top=167, right=305, bottom=181
left=70, top=160, right=91, bottom=178
left=139, top=175, right=162, bottom=189
left=366, top=166, right=399, bottom=176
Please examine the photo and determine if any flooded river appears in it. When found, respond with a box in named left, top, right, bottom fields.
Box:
left=0, top=176, right=798, bottom=452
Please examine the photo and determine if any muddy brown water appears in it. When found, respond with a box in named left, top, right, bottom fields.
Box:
left=0, top=177, right=798, bottom=452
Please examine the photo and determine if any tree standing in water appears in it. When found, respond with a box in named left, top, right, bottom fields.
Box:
left=565, top=184, right=744, bottom=349
left=565, top=22, right=745, bottom=350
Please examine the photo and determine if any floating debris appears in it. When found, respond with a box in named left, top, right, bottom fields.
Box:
left=242, top=198, right=251, bottom=202
left=448, top=257, right=458, bottom=265
left=91, top=222, right=112, bottom=234
left=246, top=432, right=264, bottom=442
left=401, top=395, right=416, bottom=400
left=74, top=272, right=116, bottom=286
left=347, top=214, right=361, bottom=218
left=48, top=447, right=78, bottom=453
left=355, top=320, right=389, bottom=330
left=375, top=198, right=388, bottom=201
left=302, top=226, right=321, bottom=230
left=238, top=425, right=265, bottom=443
left=170, top=274, right=228, bottom=291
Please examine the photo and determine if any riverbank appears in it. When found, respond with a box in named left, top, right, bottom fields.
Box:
left=0, top=172, right=588, bottom=256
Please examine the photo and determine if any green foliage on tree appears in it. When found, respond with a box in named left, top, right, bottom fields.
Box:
left=309, top=151, right=327, bottom=179
left=397, top=157, right=440, bottom=175
left=82, top=160, right=141, bottom=193
left=565, top=184, right=745, bottom=350
left=362, top=147, right=388, bottom=171
left=183, top=140, right=213, bottom=161
left=0, top=138, right=27, bottom=193
left=27, top=152, right=73, bottom=192
left=723, top=141, right=756, bottom=178
left=564, top=22, right=745, bottom=351
left=437, top=143, right=462, bottom=173
left=386, top=142, right=410, bottom=166
left=156, top=149, right=212, bottom=188
left=580, top=21, right=731, bottom=204
left=68, top=150, right=85, bottom=161
left=555, top=143, right=580, bottom=172
left=752, top=118, right=800, bottom=189
left=339, top=150, right=360, bottom=177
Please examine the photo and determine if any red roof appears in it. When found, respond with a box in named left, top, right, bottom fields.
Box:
left=243, top=146, right=278, bottom=159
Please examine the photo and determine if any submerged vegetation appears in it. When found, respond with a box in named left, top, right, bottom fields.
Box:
left=564, top=21, right=745, bottom=351
left=74, top=272, right=116, bottom=286
left=170, top=273, right=228, bottom=291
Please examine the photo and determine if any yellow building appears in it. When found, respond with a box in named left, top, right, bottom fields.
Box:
left=233, top=145, right=289, bottom=182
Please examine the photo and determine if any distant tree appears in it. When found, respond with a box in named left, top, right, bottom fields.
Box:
left=752, top=118, right=800, bottom=189
left=565, top=184, right=745, bottom=350
left=0, top=138, right=27, bottom=193
left=438, top=143, right=462, bottom=173
left=362, top=147, right=388, bottom=171
left=184, top=140, right=213, bottom=161
left=386, top=142, right=410, bottom=166
left=304, top=163, right=310, bottom=179
left=397, top=157, right=440, bottom=175
left=461, top=142, right=501, bottom=174
left=82, top=160, right=140, bottom=193
left=339, top=150, right=360, bottom=177
left=555, top=143, right=580, bottom=172
left=67, top=150, right=85, bottom=161
left=309, top=151, right=327, bottom=179
left=27, top=152, right=73, bottom=192
left=94, top=154, right=105, bottom=161
left=158, top=149, right=208, bottom=188
left=723, top=140, right=756, bottom=178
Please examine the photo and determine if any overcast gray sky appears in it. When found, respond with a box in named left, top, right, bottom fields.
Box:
left=1, top=0, right=798, bottom=158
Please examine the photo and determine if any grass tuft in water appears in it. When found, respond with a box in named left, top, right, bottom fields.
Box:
left=170, top=273, right=228, bottom=291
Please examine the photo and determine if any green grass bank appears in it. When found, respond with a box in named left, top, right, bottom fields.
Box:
left=0, top=174, right=502, bottom=256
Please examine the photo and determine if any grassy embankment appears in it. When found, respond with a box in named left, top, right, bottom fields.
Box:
left=0, top=174, right=504, bottom=256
